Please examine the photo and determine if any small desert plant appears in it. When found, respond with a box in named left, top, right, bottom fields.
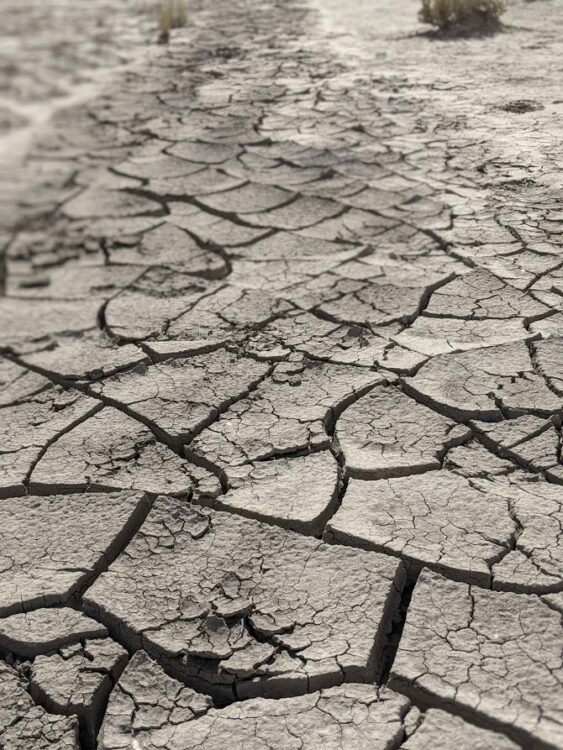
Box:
left=419, top=0, right=505, bottom=31
left=158, top=0, right=187, bottom=42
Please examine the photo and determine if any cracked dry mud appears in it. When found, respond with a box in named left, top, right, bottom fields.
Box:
left=84, top=497, right=405, bottom=701
left=0, top=0, right=562, bottom=747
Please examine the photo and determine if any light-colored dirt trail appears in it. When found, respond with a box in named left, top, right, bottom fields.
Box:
left=0, top=1, right=562, bottom=748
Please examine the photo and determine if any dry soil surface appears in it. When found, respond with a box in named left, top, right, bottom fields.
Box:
left=0, top=0, right=562, bottom=748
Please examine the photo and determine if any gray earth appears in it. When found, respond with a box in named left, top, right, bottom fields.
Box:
left=0, top=0, right=562, bottom=747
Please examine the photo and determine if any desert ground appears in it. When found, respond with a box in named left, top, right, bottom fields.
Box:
left=0, top=0, right=562, bottom=748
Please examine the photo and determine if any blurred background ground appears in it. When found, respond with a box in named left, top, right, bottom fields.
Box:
left=0, top=0, right=154, bottom=168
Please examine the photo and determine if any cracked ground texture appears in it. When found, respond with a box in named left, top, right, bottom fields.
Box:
left=0, top=0, right=562, bottom=747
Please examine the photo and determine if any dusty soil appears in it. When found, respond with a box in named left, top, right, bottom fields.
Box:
left=0, top=0, right=562, bottom=748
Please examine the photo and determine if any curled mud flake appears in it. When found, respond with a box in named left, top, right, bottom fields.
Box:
left=390, top=569, right=563, bottom=749
left=84, top=498, right=405, bottom=701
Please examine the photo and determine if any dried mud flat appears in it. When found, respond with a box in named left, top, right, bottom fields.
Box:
left=0, top=0, right=562, bottom=747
